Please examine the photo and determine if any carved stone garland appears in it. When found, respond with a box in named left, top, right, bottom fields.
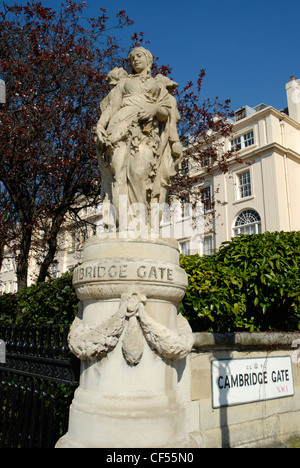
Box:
left=68, top=291, right=194, bottom=366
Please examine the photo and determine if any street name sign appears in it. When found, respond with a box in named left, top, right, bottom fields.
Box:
left=212, top=356, right=294, bottom=408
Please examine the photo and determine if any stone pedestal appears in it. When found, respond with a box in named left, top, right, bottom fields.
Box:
left=56, top=236, right=194, bottom=448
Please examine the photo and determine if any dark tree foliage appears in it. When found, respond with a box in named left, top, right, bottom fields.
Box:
left=0, top=1, right=134, bottom=288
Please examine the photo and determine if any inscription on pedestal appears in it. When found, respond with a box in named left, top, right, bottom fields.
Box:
left=73, top=262, right=174, bottom=283
left=136, top=265, right=173, bottom=281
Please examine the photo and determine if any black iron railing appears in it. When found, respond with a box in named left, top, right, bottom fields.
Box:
left=0, top=325, right=79, bottom=448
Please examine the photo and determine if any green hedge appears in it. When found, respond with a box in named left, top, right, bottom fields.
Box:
left=180, top=231, right=300, bottom=332
left=0, top=271, right=78, bottom=327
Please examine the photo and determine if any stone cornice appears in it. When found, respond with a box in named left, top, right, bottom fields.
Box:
left=233, top=105, right=300, bottom=132
left=193, top=331, right=300, bottom=350
left=189, top=142, right=300, bottom=179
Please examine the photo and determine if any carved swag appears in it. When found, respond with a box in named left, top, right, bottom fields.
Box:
left=68, top=291, right=194, bottom=366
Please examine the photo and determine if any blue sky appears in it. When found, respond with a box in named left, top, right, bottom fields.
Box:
left=36, top=0, right=300, bottom=112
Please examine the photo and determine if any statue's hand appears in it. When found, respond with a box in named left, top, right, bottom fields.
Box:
left=138, top=104, right=168, bottom=124
left=97, top=124, right=108, bottom=141
left=137, top=105, right=157, bottom=122
left=171, top=141, right=183, bottom=159
left=94, top=124, right=109, bottom=146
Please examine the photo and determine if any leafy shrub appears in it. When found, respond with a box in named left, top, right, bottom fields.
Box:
left=0, top=271, right=78, bottom=327
left=180, top=231, right=300, bottom=332
left=0, top=292, right=19, bottom=325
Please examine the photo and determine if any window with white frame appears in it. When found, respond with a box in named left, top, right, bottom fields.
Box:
left=231, top=131, right=254, bottom=151
left=180, top=240, right=190, bottom=256
left=70, top=232, right=76, bottom=252
left=1, top=257, right=15, bottom=273
left=237, top=170, right=252, bottom=199
left=201, top=186, right=213, bottom=213
left=233, top=209, right=261, bottom=236
left=243, top=131, right=254, bottom=147
left=203, top=236, right=213, bottom=255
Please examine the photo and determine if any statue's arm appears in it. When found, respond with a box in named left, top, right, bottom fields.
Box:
left=138, top=91, right=170, bottom=123
left=97, top=105, right=113, bottom=130
left=138, top=105, right=168, bottom=123
left=95, top=84, right=123, bottom=143
left=155, top=106, right=169, bottom=122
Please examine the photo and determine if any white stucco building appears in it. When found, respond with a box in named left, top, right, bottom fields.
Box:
left=175, top=76, right=300, bottom=255
left=1, top=77, right=299, bottom=292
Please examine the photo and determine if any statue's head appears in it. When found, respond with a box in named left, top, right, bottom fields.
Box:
left=128, top=47, right=153, bottom=76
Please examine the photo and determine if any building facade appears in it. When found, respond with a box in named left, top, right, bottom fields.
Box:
left=175, top=76, right=300, bottom=255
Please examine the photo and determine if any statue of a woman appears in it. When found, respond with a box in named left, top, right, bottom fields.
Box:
left=94, top=47, right=183, bottom=229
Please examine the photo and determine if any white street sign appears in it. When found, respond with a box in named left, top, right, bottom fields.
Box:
left=212, top=356, right=294, bottom=408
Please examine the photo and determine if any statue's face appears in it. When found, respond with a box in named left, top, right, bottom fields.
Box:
left=130, top=50, right=148, bottom=74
